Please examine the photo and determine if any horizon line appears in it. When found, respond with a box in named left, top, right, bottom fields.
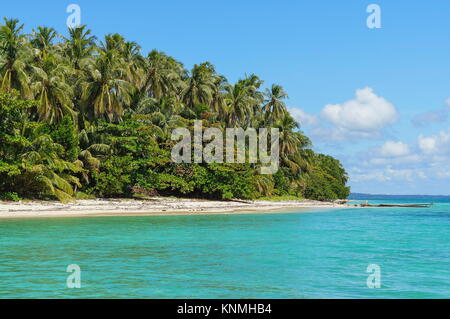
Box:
left=351, top=192, right=450, bottom=197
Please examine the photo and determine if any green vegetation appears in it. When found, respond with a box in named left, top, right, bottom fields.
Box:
left=0, top=18, right=350, bottom=202
left=258, top=195, right=304, bottom=202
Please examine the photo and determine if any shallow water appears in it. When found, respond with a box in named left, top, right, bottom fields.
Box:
left=0, top=199, right=449, bottom=299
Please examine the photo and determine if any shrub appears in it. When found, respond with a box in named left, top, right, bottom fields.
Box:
left=0, top=192, right=22, bottom=202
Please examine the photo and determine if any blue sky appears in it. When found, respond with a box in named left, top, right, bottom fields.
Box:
left=2, top=0, right=450, bottom=194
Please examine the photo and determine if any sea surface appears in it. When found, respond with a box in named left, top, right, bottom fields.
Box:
left=0, top=198, right=449, bottom=299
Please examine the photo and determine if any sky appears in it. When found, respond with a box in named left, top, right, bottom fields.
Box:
left=2, top=0, right=450, bottom=194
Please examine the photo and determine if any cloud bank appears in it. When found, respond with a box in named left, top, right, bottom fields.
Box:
left=289, top=88, right=398, bottom=142
left=321, top=87, right=398, bottom=132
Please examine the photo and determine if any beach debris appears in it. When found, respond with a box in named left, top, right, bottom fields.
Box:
left=334, top=200, right=349, bottom=205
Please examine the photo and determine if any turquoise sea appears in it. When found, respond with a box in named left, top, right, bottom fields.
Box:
left=0, top=198, right=449, bottom=299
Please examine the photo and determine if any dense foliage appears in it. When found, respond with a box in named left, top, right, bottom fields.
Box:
left=0, top=18, right=350, bottom=202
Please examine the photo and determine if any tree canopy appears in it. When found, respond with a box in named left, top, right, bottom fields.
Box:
left=0, top=18, right=350, bottom=202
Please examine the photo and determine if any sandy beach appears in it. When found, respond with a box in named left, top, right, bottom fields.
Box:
left=0, top=198, right=349, bottom=219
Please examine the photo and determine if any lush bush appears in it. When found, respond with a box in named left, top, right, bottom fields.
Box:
left=0, top=192, right=22, bottom=202
left=197, top=164, right=256, bottom=200
left=303, top=154, right=350, bottom=201
left=92, top=155, right=137, bottom=198
left=48, top=116, right=80, bottom=162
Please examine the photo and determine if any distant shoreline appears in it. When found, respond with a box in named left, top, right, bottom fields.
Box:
left=0, top=198, right=349, bottom=220
left=350, top=193, right=450, bottom=199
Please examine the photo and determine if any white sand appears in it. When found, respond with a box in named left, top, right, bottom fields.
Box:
left=0, top=197, right=349, bottom=219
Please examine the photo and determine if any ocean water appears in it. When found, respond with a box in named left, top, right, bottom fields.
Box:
left=0, top=199, right=449, bottom=299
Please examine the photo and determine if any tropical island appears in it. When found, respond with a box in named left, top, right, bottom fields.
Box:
left=0, top=18, right=350, bottom=209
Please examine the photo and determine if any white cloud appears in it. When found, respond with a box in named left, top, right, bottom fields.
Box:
left=418, top=128, right=450, bottom=155
left=412, top=110, right=448, bottom=127
left=309, top=88, right=398, bottom=142
left=350, top=167, right=422, bottom=183
left=321, top=87, right=398, bottom=133
left=411, top=98, right=450, bottom=127
left=418, top=136, right=438, bottom=154
left=288, top=107, right=318, bottom=127
left=353, top=140, right=419, bottom=173
left=311, top=126, right=378, bottom=142
left=344, top=127, right=450, bottom=193
left=379, top=141, right=410, bottom=157
left=350, top=170, right=391, bottom=183
left=436, top=169, right=450, bottom=179
left=418, top=171, right=428, bottom=179
left=368, top=155, right=421, bottom=166
left=324, top=103, right=450, bottom=193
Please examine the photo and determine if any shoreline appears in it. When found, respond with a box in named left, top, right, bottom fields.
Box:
left=0, top=198, right=350, bottom=220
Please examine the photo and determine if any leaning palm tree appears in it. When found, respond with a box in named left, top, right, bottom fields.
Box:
left=30, top=53, right=76, bottom=123
left=252, top=174, right=275, bottom=197
left=273, top=113, right=312, bottom=174
left=0, top=18, right=32, bottom=98
left=263, top=84, right=288, bottom=124
left=20, top=135, right=84, bottom=203
left=76, top=122, right=110, bottom=185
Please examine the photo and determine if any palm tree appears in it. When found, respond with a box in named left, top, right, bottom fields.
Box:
left=103, top=33, right=125, bottom=51
left=0, top=18, right=32, bottom=98
left=252, top=174, right=275, bottom=196
left=263, top=84, right=288, bottom=123
left=220, top=74, right=265, bottom=128
left=210, top=75, right=228, bottom=118
left=63, top=25, right=97, bottom=71
left=30, top=53, right=76, bottom=123
left=102, top=33, right=144, bottom=85
left=62, top=25, right=97, bottom=127
left=121, top=41, right=145, bottom=87
left=81, top=41, right=131, bottom=121
left=182, top=63, right=215, bottom=109
left=241, top=74, right=264, bottom=123
left=135, top=97, right=187, bottom=140
left=140, top=50, right=180, bottom=100
left=242, top=74, right=264, bottom=98
left=223, top=81, right=254, bottom=127
left=273, top=113, right=312, bottom=174
left=30, top=26, right=59, bottom=58
left=20, top=135, right=84, bottom=202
